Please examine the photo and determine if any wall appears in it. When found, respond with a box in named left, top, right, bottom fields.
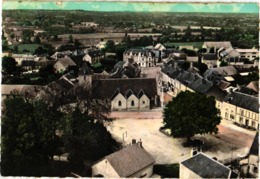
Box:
left=139, top=94, right=150, bottom=110
left=127, top=94, right=139, bottom=110
left=128, top=164, right=154, bottom=178
left=179, top=164, right=201, bottom=179
left=92, top=159, right=120, bottom=178
left=111, top=93, right=127, bottom=111
left=236, top=106, right=259, bottom=129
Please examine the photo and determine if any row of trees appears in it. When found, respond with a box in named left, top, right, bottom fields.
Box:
left=1, top=84, right=120, bottom=176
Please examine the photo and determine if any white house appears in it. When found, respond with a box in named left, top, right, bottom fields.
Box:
left=123, top=49, right=156, bottom=67
left=92, top=141, right=155, bottom=178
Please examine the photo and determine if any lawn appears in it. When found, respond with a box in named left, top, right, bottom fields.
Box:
left=153, top=163, right=179, bottom=178
left=10, top=44, right=41, bottom=54
left=164, top=42, right=203, bottom=49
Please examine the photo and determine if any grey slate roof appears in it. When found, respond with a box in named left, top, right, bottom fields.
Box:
left=222, top=91, right=259, bottom=113
left=204, top=66, right=238, bottom=78
left=181, top=153, right=231, bottom=178
left=105, top=144, right=155, bottom=177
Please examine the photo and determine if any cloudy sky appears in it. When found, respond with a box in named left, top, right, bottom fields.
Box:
left=2, top=1, right=259, bottom=13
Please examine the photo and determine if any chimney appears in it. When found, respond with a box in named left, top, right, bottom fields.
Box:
left=138, top=138, right=143, bottom=148
left=132, top=139, right=136, bottom=145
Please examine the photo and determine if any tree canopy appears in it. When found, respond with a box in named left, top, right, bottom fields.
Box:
left=2, top=56, right=18, bottom=75
left=163, top=91, right=221, bottom=141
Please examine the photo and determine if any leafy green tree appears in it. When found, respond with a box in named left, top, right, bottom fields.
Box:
left=68, top=34, right=74, bottom=43
left=163, top=91, right=221, bottom=142
left=2, top=56, right=18, bottom=75
left=13, top=45, right=19, bottom=52
left=106, top=40, right=115, bottom=52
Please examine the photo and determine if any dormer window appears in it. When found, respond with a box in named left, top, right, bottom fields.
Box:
left=131, top=100, right=135, bottom=106
left=118, top=101, right=122, bottom=106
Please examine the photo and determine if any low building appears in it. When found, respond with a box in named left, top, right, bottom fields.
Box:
left=202, top=41, right=232, bottom=53
left=83, top=50, right=104, bottom=64
left=123, top=49, right=156, bottom=68
left=91, top=78, right=158, bottom=111
left=235, top=48, right=259, bottom=61
left=92, top=141, right=155, bottom=178
left=221, top=91, right=259, bottom=129
left=11, top=54, right=35, bottom=65
left=53, top=56, right=77, bottom=73
left=202, top=53, right=218, bottom=68
left=180, top=153, right=238, bottom=179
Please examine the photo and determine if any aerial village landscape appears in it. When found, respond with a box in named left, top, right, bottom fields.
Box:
left=1, top=1, right=259, bottom=178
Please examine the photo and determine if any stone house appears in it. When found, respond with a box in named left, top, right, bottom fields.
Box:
left=92, top=141, right=155, bottom=178
left=180, top=153, right=238, bottom=179
left=53, top=56, right=77, bottom=73
left=91, top=78, right=158, bottom=111
left=202, top=41, right=232, bottom=53
left=202, top=53, right=218, bottom=68
left=221, top=91, right=259, bottom=129
left=83, top=50, right=104, bottom=64
left=235, top=48, right=259, bottom=61
left=123, top=49, right=156, bottom=68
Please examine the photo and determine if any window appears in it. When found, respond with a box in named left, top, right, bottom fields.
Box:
left=118, top=101, right=122, bottom=106
left=225, top=112, right=228, bottom=119
left=142, top=101, right=145, bottom=104
left=131, top=100, right=135, bottom=106
left=239, top=117, right=243, bottom=123
left=230, top=114, right=235, bottom=120
left=240, top=109, right=244, bottom=116
left=252, top=121, right=255, bottom=128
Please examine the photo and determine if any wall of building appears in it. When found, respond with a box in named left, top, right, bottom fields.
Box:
left=236, top=107, right=259, bottom=129
left=111, top=93, right=127, bottom=111
left=179, top=164, right=201, bottom=179
left=139, top=94, right=150, bottom=110
left=248, top=155, right=259, bottom=178
left=221, top=101, right=237, bottom=122
left=92, top=159, right=120, bottom=178
left=127, top=94, right=139, bottom=110
left=128, top=164, right=154, bottom=178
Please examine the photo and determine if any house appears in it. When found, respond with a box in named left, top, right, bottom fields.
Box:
left=123, top=49, right=156, bottom=68
left=202, top=53, right=218, bottom=68
left=221, top=91, right=259, bottom=129
left=203, top=66, right=238, bottom=83
left=50, top=50, right=72, bottom=60
left=83, top=50, right=104, bottom=64
left=53, top=56, right=76, bottom=72
left=202, top=41, right=232, bottom=53
left=180, top=153, right=238, bottom=179
left=11, top=54, right=35, bottom=65
left=235, top=48, right=259, bottom=61
left=247, top=132, right=259, bottom=178
left=92, top=141, right=155, bottom=178
left=246, top=81, right=259, bottom=94
left=110, top=61, right=141, bottom=78
left=218, top=47, right=240, bottom=61
left=91, top=78, right=158, bottom=111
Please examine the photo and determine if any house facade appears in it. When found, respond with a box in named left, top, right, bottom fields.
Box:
left=221, top=91, right=259, bottom=129
left=202, top=53, right=218, bottom=68
left=92, top=142, right=155, bottom=178
left=123, top=49, right=156, bottom=67
left=235, top=48, right=259, bottom=61
left=92, top=78, right=158, bottom=111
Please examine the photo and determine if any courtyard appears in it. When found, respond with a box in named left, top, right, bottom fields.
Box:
left=107, top=117, right=255, bottom=165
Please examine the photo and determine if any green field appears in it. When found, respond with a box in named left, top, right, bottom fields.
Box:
left=164, top=42, right=203, bottom=49
left=10, top=44, right=41, bottom=54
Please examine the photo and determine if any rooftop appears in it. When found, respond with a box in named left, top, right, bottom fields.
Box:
left=105, top=143, right=155, bottom=177
left=181, top=153, right=231, bottom=178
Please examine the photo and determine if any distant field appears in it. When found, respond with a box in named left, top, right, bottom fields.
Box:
left=58, top=33, right=162, bottom=40
left=10, top=44, right=41, bottom=54
left=164, top=42, right=203, bottom=49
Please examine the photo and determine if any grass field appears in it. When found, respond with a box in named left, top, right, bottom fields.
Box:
left=164, top=42, right=203, bottom=49
left=10, top=44, right=41, bottom=54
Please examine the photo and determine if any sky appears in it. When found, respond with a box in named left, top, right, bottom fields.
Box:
left=2, top=1, right=259, bottom=14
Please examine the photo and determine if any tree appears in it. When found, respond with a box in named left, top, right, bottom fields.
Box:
left=219, top=60, right=228, bottom=67
left=2, top=56, right=18, bottom=75
left=33, top=35, right=41, bottom=44
left=106, top=40, right=115, bottom=52
left=163, top=91, right=221, bottom=142
left=13, top=45, right=19, bottom=52
left=68, top=34, right=74, bottom=43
